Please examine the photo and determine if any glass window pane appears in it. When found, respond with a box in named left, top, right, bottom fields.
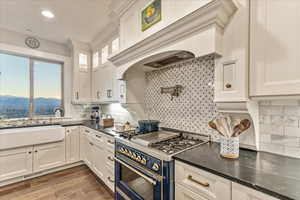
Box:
left=33, top=61, right=62, bottom=116
left=112, top=38, right=119, bottom=54
left=0, top=53, right=30, bottom=119
left=101, top=45, right=109, bottom=64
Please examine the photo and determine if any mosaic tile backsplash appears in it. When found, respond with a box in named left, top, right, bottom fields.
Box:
left=259, top=100, right=300, bottom=158
left=144, top=55, right=217, bottom=135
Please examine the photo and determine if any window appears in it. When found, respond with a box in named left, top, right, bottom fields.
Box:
left=0, top=52, right=63, bottom=119
left=92, top=52, right=99, bottom=70
left=79, top=53, right=88, bottom=70
left=101, top=45, right=109, bottom=64
left=112, top=38, right=119, bottom=54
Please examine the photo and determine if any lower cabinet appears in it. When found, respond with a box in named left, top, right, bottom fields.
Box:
left=79, top=127, right=115, bottom=192
left=65, top=126, right=80, bottom=163
left=33, top=141, right=66, bottom=172
left=175, top=160, right=279, bottom=200
left=175, top=161, right=231, bottom=200
left=0, top=146, right=33, bottom=181
left=232, top=182, right=279, bottom=200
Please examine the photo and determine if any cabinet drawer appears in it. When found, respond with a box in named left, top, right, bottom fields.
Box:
left=105, top=136, right=115, bottom=153
left=232, top=182, right=279, bottom=200
left=175, top=161, right=231, bottom=200
left=176, top=183, right=208, bottom=200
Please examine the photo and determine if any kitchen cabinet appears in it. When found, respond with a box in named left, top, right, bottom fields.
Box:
left=91, top=134, right=105, bottom=179
left=92, top=63, right=118, bottom=103
left=232, top=182, right=279, bottom=200
left=65, top=126, right=80, bottom=164
left=33, top=141, right=66, bottom=172
left=80, top=128, right=93, bottom=167
left=250, top=0, right=300, bottom=96
left=0, top=147, right=33, bottom=182
left=70, top=40, right=92, bottom=103
left=79, top=127, right=115, bottom=192
left=175, top=160, right=231, bottom=200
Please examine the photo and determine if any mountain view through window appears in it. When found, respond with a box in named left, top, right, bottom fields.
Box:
left=0, top=53, right=63, bottom=119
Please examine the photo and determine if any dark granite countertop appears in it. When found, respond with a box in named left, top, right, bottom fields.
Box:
left=173, top=142, right=300, bottom=200
left=80, top=120, right=120, bottom=137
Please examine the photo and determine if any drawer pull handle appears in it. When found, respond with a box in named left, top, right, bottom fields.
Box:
left=89, top=142, right=94, bottom=146
left=188, top=175, right=209, bottom=187
left=107, top=176, right=114, bottom=183
left=108, top=156, right=114, bottom=162
left=107, top=140, right=114, bottom=145
left=225, top=83, right=232, bottom=89
left=85, top=130, right=90, bottom=133
left=96, top=135, right=101, bottom=138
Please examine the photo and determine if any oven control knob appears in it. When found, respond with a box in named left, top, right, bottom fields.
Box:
left=129, top=151, right=132, bottom=156
left=137, top=156, right=142, bottom=162
left=152, top=163, right=160, bottom=171
left=132, top=153, right=137, bottom=159
left=141, top=158, right=147, bottom=165
left=120, top=148, right=124, bottom=153
left=124, top=149, right=128, bottom=154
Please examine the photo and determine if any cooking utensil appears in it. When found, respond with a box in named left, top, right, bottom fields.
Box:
left=232, top=119, right=251, bottom=137
left=208, top=121, right=225, bottom=137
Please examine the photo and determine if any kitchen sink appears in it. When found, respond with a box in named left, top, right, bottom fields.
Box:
left=0, top=125, right=65, bottom=150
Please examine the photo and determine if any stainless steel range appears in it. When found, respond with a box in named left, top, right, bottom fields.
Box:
left=114, top=130, right=208, bottom=200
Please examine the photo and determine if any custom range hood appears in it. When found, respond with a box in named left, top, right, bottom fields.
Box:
left=109, top=0, right=237, bottom=79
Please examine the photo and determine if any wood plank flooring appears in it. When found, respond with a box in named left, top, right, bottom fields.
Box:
left=0, top=165, right=114, bottom=200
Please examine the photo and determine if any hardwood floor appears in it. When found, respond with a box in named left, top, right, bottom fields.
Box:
left=0, top=165, right=114, bottom=200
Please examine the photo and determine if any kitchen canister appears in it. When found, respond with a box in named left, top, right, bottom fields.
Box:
left=220, top=136, right=239, bottom=159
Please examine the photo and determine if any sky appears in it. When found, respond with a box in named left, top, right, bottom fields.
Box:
left=0, top=53, right=62, bottom=99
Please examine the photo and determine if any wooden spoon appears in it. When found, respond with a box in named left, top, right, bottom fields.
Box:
left=232, top=119, right=251, bottom=137
left=208, top=121, right=225, bottom=137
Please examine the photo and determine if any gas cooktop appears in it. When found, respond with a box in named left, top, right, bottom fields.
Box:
left=149, top=134, right=206, bottom=155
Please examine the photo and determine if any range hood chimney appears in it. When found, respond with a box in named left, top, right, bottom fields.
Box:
left=109, top=0, right=237, bottom=79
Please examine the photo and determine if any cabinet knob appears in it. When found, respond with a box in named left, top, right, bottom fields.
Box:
left=28, top=151, right=32, bottom=154
left=107, top=177, right=114, bottom=183
left=35, top=150, right=38, bottom=153
left=225, top=83, right=232, bottom=89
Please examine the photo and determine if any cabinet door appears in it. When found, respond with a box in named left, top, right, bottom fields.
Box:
left=90, top=143, right=105, bottom=180
left=66, top=126, right=80, bottom=163
left=176, top=183, right=208, bottom=200
left=81, top=132, right=93, bottom=167
left=73, top=50, right=91, bottom=103
left=250, top=0, right=300, bottom=96
left=232, top=183, right=279, bottom=200
left=0, top=147, right=33, bottom=181
left=33, top=141, right=66, bottom=172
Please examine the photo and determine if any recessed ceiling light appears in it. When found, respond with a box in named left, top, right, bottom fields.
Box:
left=41, top=10, right=55, bottom=19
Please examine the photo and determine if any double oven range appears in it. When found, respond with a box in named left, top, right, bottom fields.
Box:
left=114, top=130, right=208, bottom=200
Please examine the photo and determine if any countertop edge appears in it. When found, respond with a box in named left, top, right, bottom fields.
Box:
left=173, top=156, right=294, bottom=200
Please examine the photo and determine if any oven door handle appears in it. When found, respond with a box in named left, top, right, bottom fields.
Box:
left=115, top=157, right=157, bottom=185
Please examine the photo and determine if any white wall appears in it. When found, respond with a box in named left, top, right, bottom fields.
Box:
left=0, top=28, right=70, bottom=57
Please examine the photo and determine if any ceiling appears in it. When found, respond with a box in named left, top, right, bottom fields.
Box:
left=0, top=0, right=131, bottom=44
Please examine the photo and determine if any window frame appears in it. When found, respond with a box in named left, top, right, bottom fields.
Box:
left=0, top=51, right=64, bottom=119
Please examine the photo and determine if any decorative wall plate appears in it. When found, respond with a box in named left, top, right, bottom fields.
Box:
left=25, top=37, right=40, bottom=49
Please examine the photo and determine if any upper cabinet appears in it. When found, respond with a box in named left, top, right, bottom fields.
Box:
left=69, top=40, right=92, bottom=104
left=214, top=0, right=249, bottom=102
left=91, top=37, right=120, bottom=103
left=250, top=0, right=300, bottom=97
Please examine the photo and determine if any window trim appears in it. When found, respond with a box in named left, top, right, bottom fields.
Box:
left=0, top=51, right=64, bottom=118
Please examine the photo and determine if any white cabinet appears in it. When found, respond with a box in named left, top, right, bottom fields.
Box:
left=80, top=128, right=93, bottom=167
left=232, top=182, right=279, bottom=200
left=175, top=160, right=231, bottom=200
left=33, top=141, right=66, bottom=172
left=176, top=183, right=208, bottom=200
left=65, top=126, right=80, bottom=164
left=92, top=63, right=118, bottom=103
left=0, top=147, right=33, bottom=181
left=70, top=40, right=91, bottom=103
left=250, top=0, right=300, bottom=96
left=91, top=135, right=105, bottom=179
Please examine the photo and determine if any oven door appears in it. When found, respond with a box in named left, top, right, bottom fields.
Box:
left=115, top=157, right=162, bottom=200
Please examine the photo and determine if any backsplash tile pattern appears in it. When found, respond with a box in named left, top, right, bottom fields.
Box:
left=144, top=55, right=217, bottom=135
left=259, top=100, right=300, bottom=158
